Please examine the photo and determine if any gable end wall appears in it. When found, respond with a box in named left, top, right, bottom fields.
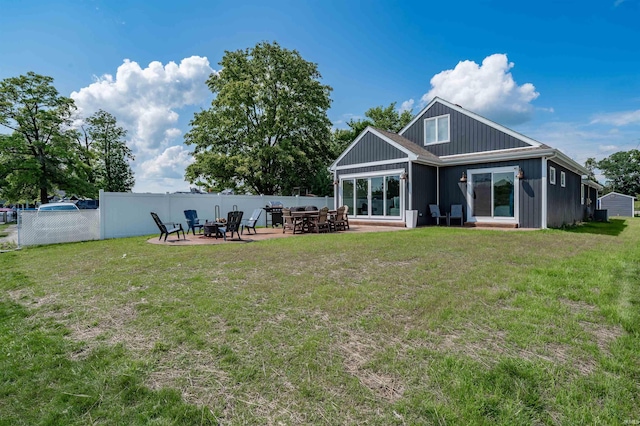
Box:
left=402, top=102, right=531, bottom=156
left=337, top=132, right=407, bottom=167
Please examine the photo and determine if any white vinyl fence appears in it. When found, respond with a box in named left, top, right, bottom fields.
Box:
left=99, top=191, right=334, bottom=240
left=18, top=210, right=101, bottom=246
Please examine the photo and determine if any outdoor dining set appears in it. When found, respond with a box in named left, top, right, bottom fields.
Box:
left=150, top=204, right=350, bottom=242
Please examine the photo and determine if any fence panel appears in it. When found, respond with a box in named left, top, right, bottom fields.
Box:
left=99, top=191, right=334, bottom=240
left=19, top=210, right=100, bottom=246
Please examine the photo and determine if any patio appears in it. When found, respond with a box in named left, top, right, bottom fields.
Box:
left=147, top=223, right=407, bottom=245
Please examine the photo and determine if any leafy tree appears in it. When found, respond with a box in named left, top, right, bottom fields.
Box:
left=79, top=109, right=135, bottom=193
left=597, top=149, right=640, bottom=196
left=332, top=102, right=414, bottom=155
left=185, top=41, right=333, bottom=196
left=584, top=157, right=598, bottom=182
left=0, top=72, right=90, bottom=204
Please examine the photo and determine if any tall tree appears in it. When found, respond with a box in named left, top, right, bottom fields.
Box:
left=185, top=41, right=333, bottom=196
left=332, top=102, right=413, bottom=155
left=82, top=109, right=135, bottom=193
left=0, top=72, right=89, bottom=204
left=597, top=149, right=640, bottom=196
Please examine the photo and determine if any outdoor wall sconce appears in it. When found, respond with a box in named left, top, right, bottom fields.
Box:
left=459, top=172, right=467, bottom=183
left=333, top=179, right=340, bottom=185
left=517, top=168, right=524, bottom=179
left=400, top=172, right=408, bottom=180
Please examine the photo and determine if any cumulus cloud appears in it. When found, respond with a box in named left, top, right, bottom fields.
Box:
left=418, top=54, right=539, bottom=125
left=590, top=110, right=640, bottom=126
left=71, top=56, right=216, bottom=192
left=399, top=99, right=415, bottom=114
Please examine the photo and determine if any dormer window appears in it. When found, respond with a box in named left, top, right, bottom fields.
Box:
left=424, top=114, right=450, bottom=145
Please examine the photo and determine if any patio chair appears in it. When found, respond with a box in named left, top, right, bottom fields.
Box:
left=150, top=212, right=185, bottom=241
left=282, top=208, right=304, bottom=234
left=241, top=208, right=262, bottom=235
left=183, top=209, right=204, bottom=235
left=429, top=204, right=449, bottom=226
left=333, top=205, right=350, bottom=231
left=309, top=207, right=331, bottom=233
left=450, top=204, right=464, bottom=226
left=218, top=210, right=243, bottom=241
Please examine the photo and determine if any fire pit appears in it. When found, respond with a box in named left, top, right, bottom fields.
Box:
left=263, top=201, right=283, bottom=227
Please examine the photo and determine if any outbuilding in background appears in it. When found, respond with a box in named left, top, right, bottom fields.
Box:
left=597, top=192, right=636, bottom=217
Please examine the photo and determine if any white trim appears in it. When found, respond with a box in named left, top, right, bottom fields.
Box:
left=338, top=169, right=406, bottom=220
left=598, top=191, right=636, bottom=200
left=549, top=166, right=556, bottom=185
left=581, top=184, right=585, bottom=205
left=334, top=158, right=410, bottom=171
left=339, top=169, right=406, bottom=180
left=329, top=126, right=417, bottom=171
left=424, top=114, right=450, bottom=145
left=541, top=157, right=548, bottom=229
left=440, top=146, right=542, bottom=160
left=408, top=162, right=413, bottom=210
left=560, top=171, right=566, bottom=188
left=440, top=148, right=554, bottom=165
left=465, top=165, right=520, bottom=226
left=399, top=97, right=542, bottom=148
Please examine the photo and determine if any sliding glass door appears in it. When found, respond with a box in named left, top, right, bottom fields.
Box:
left=468, top=166, right=518, bottom=223
left=340, top=172, right=403, bottom=218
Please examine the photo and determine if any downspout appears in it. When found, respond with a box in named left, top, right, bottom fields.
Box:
left=541, top=153, right=557, bottom=229
left=436, top=166, right=440, bottom=206
left=408, top=162, right=413, bottom=210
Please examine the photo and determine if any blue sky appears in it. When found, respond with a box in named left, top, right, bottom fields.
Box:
left=1, top=0, right=639, bottom=192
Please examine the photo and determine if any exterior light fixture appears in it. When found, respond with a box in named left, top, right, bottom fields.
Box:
left=459, top=172, right=467, bottom=183
left=517, top=168, right=524, bottom=179
left=400, top=172, right=408, bottom=180
left=334, top=179, right=340, bottom=185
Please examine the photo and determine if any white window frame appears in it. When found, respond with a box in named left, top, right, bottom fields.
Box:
left=338, top=169, right=406, bottom=221
left=549, top=166, right=556, bottom=185
left=560, top=171, right=566, bottom=188
left=424, top=114, right=450, bottom=145
left=465, top=165, right=519, bottom=225
left=581, top=184, right=585, bottom=205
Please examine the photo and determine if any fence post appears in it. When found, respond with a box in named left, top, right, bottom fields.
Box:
left=99, top=189, right=105, bottom=240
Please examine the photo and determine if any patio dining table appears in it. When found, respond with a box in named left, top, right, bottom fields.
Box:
left=290, top=210, right=337, bottom=233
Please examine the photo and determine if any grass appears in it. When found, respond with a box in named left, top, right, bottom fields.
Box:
left=1, top=220, right=639, bottom=424
left=0, top=223, right=9, bottom=238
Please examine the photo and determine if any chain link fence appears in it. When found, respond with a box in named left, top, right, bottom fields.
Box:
left=18, top=210, right=100, bottom=246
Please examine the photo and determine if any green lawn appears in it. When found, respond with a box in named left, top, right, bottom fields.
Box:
left=1, top=220, right=639, bottom=425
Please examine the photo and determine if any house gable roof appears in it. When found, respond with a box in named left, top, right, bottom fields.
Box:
left=399, top=97, right=544, bottom=148
left=329, top=126, right=440, bottom=171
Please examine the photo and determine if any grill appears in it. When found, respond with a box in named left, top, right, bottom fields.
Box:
left=263, top=201, right=283, bottom=227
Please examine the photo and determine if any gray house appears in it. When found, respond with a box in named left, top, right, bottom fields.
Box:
left=598, top=192, right=635, bottom=217
left=330, top=97, right=596, bottom=229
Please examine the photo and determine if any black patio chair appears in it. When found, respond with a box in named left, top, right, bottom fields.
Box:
left=241, top=208, right=262, bottom=235
left=218, top=211, right=243, bottom=241
left=429, top=204, right=449, bottom=226
left=184, top=209, right=204, bottom=235
left=450, top=204, right=464, bottom=226
left=150, top=212, right=185, bottom=241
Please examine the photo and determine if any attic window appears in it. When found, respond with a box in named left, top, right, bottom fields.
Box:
left=549, top=166, right=556, bottom=185
left=425, top=114, right=450, bottom=145
left=561, top=171, right=566, bottom=187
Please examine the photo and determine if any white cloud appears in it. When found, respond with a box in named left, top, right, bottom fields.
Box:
left=70, top=56, right=216, bottom=192
left=136, top=145, right=196, bottom=193
left=419, top=53, right=539, bottom=125
left=614, top=0, right=626, bottom=7
left=399, top=99, right=415, bottom=114
left=590, top=110, right=640, bottom=126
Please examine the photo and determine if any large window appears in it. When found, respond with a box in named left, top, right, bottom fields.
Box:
left=425, top=115, right=450, bottom=145
left=341, top=172, right=402, bottom=218
left=468, top=166, right=518, bottom=222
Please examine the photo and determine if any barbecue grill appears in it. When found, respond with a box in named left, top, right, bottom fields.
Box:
left=263, top=201, right=283, bottom=227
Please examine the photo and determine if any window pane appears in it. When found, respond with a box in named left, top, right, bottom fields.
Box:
left=356, top=178, right=369, bottom=215
left=426, top=119, right=436, bottom=144
left=437, top=116, right=449, bottom=142
left=385, top=175, right=400, bottom=216
left=342, top=180, right=354, bottom=215
left=371, top=177, right=384, bottom=216
left=472, top=173, right=492, bottom=217
left=494, top=172, right=514, bottom=217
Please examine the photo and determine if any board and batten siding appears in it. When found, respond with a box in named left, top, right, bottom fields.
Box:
left=401, top=101, right=531, bottom=157
left=438, top=158, right=542, bottom=228
left=546, top=161, right=582, bottom=227
left=584, top=186, right=598, bottom=219
left=336, top=132, right=406, bottom=167
left=598, top=192, right=634, bottom=217
left=410, top=163, right=438, bottom=226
